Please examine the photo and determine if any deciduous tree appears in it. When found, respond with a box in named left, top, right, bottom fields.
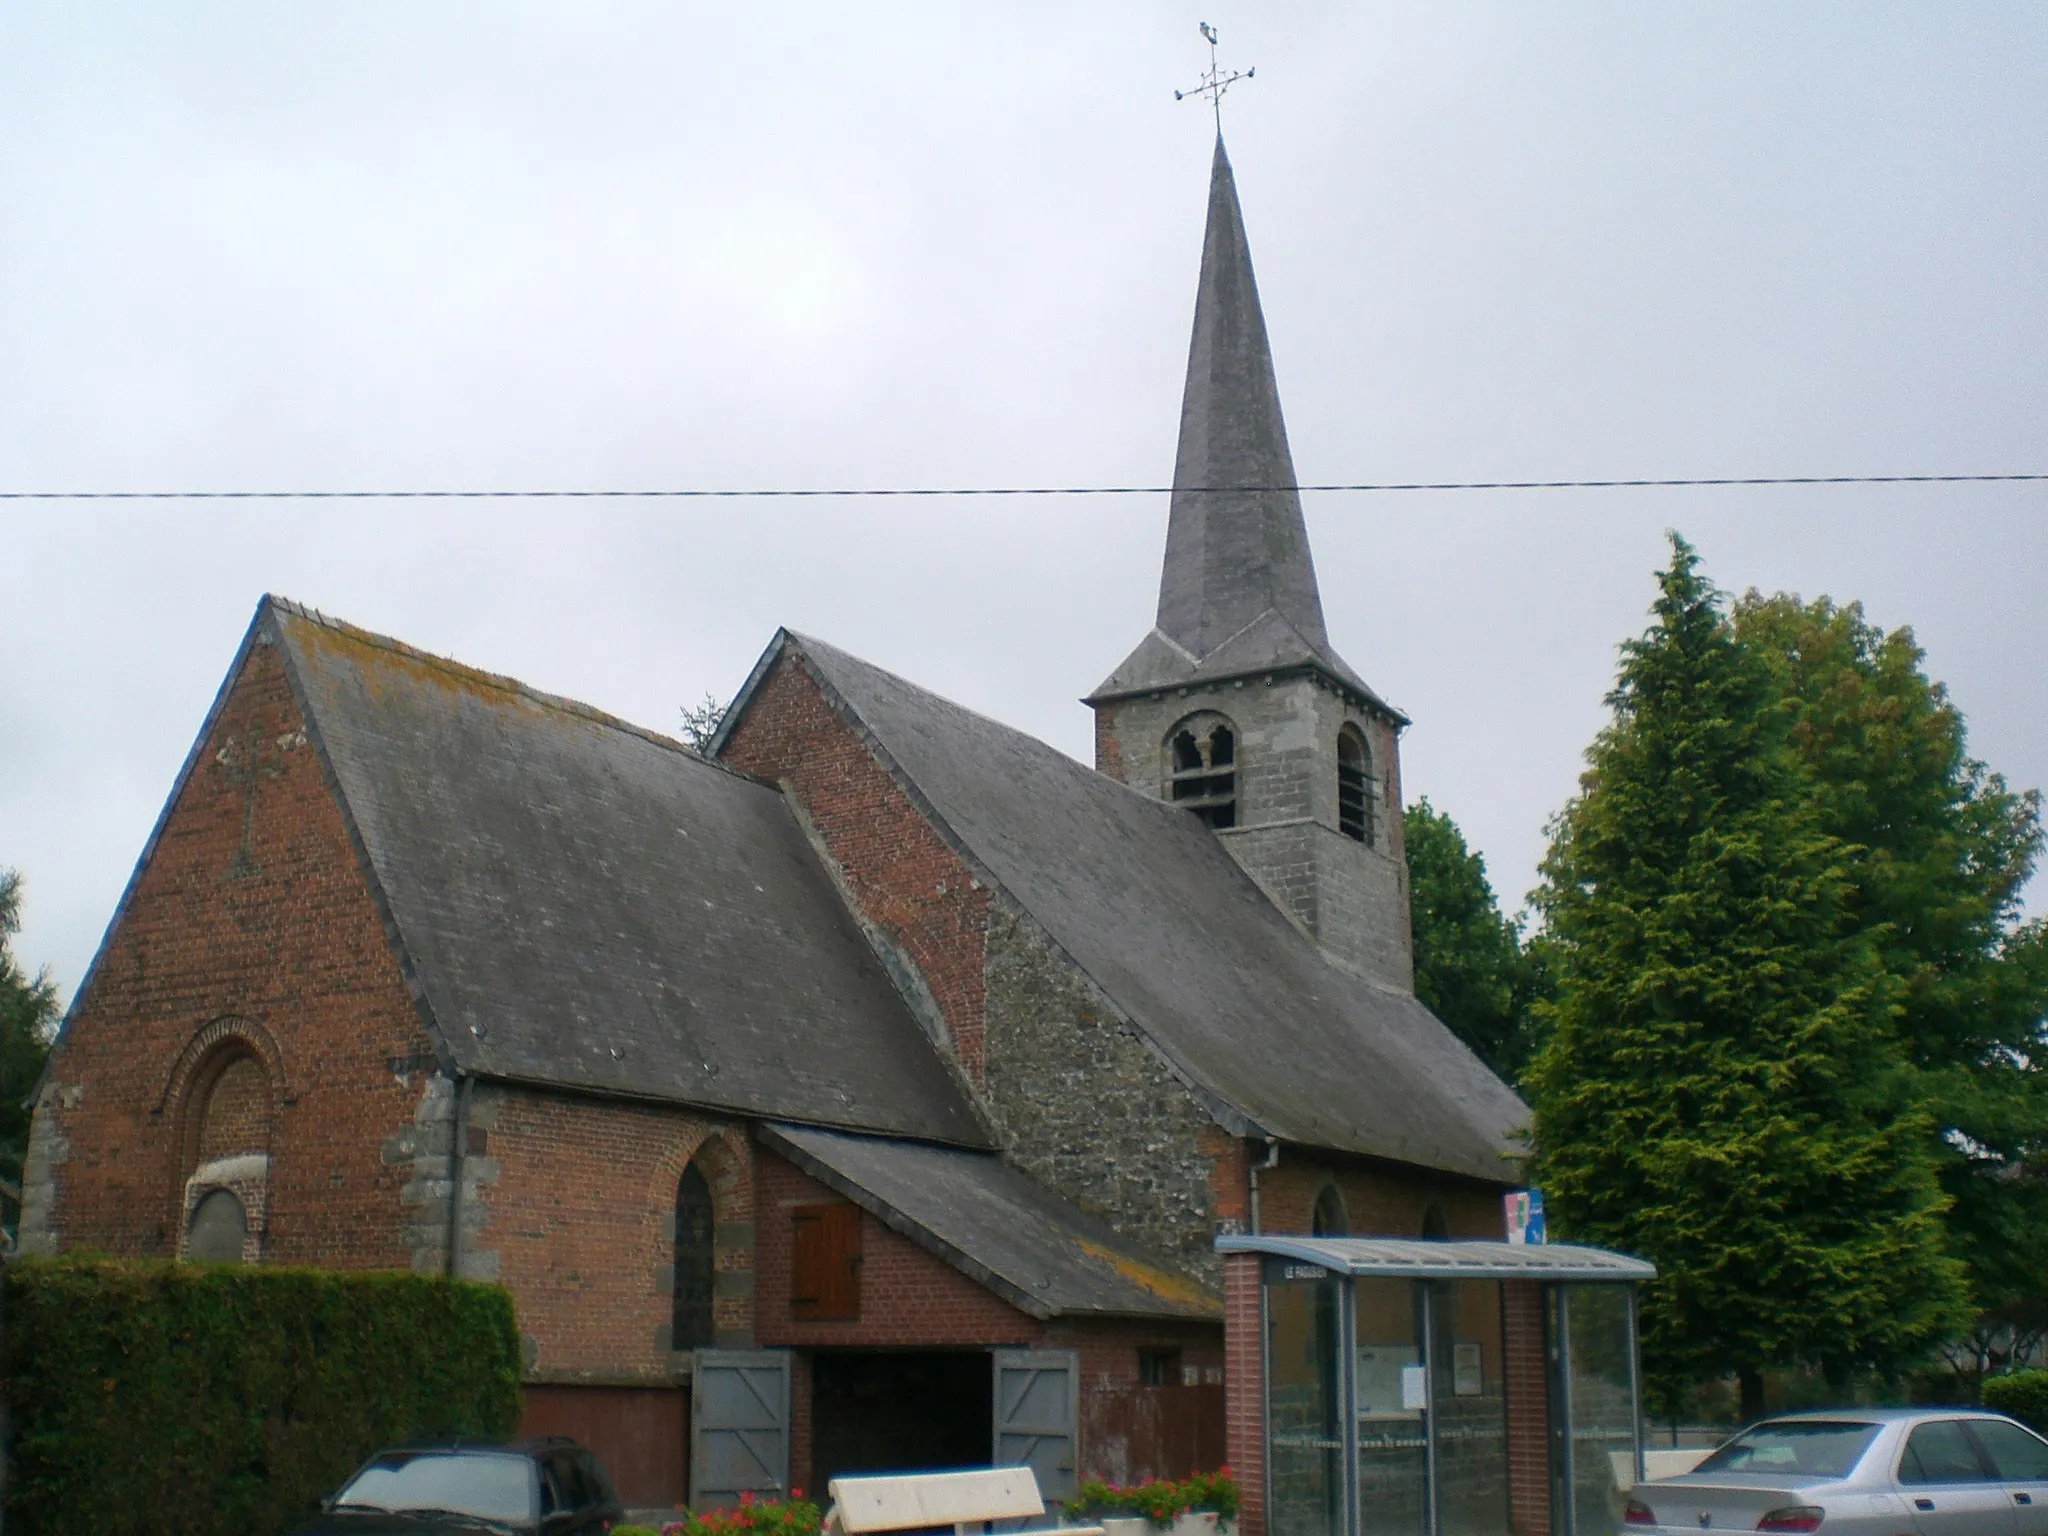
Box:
left=1735, top=594, right=2048, bottom=1382
left=1404, top=798, right=1540, bottom=1080
left=1, top=866, right=59, bottom=1198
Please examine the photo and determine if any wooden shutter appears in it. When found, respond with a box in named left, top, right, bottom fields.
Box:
left=791, top=1202, right=861, bottom=1321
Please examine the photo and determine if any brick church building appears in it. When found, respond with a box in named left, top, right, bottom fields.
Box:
left=21, top=139, right=1531, bottom=1518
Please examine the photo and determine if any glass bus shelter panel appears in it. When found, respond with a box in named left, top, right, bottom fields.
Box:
left=1558, top=1285, right=1640, bottom=1536
left=1354, top=1278, right=1426, bottom=1536
left=1431, top=1280, right=1510, bottom=1536
left=1268, top=1270, right=1344, bottom=1536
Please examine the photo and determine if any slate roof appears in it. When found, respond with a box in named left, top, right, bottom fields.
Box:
left=761, top=632, right=1528, bottom=1186
left=265, top=599, right=987, bottom=1146
left=1090, top=136, right=1385, bottom=713
left=760, top=1123, right=1219, bottom=1321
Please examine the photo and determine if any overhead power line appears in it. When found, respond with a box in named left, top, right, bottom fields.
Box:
left=2, top=473, right=2045, bottom=501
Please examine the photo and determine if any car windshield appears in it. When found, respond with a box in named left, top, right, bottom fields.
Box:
left=1693, top=1421, right=1882, bottom=1480
left=336, top=1452, right=533, bottom=1526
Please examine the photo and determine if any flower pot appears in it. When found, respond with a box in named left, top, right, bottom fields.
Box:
left=1101, top=1518, right=1151, bottom=1536
left=1171, top=1513, right=1220, bottom=1536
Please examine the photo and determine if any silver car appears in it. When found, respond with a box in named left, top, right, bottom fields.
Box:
left=1626, top=1409, right=2048, bottom=1536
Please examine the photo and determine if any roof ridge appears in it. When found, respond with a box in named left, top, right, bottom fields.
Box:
left=787, top=630, right=1224, bottom=821
left=263, top=594, right=769, bottom=786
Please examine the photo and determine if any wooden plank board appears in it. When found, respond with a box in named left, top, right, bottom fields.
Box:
left=827, top=1468, right=1044, bottom=1532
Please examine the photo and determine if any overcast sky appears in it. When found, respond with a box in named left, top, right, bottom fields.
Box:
left=4, top=3, right=2045, bottom=1008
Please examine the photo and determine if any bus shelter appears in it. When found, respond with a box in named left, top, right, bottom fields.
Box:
left=1216, top=1236, right=1656, bottom=1536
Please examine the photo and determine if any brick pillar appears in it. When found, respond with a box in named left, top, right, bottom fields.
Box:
left=1224, top=1254, right=1265, bottom=1536
left=1504, top=1281, right=1550, bottom=1536
left=789, top=1350, right=813, bottom=1504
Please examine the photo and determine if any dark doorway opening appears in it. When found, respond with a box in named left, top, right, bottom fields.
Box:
left=810, top=1350, right=993, bottom=1495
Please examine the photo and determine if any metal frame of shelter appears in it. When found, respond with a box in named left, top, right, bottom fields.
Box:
left=1216, top=1236, right=1658, bottom=1536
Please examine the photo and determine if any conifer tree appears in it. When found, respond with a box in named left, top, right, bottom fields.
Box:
left=1526, top=537, right=1967, bottom=1419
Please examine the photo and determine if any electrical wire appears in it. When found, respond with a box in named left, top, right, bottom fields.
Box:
left=1, top=473, right=2044, bottom=500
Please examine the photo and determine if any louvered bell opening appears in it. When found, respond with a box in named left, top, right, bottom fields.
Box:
left=1338, top=727, right=1372, bottom=844
left=1170, top=724, right=1237, bottom=829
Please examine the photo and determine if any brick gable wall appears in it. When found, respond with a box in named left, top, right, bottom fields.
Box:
left=721, top=652, right=1246, bottom=1277
left=720, top=654, right=991, bottom=1083
left=21, top=631, right=434, bottom=1268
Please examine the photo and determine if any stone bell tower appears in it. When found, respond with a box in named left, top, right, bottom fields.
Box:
left=1086, top=136, right=1413, bottom=991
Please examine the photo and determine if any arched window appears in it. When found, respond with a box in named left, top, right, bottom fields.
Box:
left=1311, top=1184, right=1349, bottom=1237
left=187, top=1188, right=248, bottom=1263
left=178, top=1041, right=272, bottom=1265
left=672, top=1161, right=717, bottom=1350
left=1420, top=1202, right=1449, bottom=1240
left=1167, top=716, right=1238, bottom=829
left=1338, top=726, right=1373, bottom=845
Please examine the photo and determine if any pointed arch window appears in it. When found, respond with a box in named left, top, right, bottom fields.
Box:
left=1168, top=716, right=1238, bottom=829
left=1311, top=1184, right=1349, bottom=1238
left=1338, top=725, right=1374, bottom=845
left=672, top=1162, right=716, bottom=1351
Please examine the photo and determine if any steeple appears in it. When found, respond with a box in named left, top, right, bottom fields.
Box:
left=1088, top=136, right=1378, bottom=708
left=1087, top=136, right=1413, bottom=992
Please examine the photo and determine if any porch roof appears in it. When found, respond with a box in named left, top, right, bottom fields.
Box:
left=1214, top=1235, right=1656, bottom=1282
left=761, top=1122, right=1222, bottom=1322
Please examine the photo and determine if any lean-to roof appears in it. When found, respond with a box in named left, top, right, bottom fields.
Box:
left=761, top=1123, right=1219, bottom=1321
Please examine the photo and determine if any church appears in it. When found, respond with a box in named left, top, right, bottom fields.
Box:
left=20, top=139, right=1545, bottom=1525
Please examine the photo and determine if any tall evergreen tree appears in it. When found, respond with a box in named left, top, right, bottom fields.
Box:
left=1527, top=537, right=1967, bottom=1419
left=1735, top=594, right=2048, bottom=1375
left=1405, top=798, right=1540, bottom=1080
left=1, top=866, right=59, bottom=1198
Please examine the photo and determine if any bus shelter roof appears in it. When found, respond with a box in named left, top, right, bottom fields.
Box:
left=1215, top=1235, right=1656, bottom=1282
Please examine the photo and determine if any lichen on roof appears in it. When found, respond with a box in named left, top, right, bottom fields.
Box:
left=269, top=595, right=693, bottom=755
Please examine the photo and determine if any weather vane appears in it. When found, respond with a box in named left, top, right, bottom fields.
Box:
left=1174, top=22, right=1254, bottom=132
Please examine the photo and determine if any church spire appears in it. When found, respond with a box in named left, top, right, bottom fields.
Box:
left=1159, top=134, right=1328, bottom=658
left=1088, top=137, right=1378, bottom=708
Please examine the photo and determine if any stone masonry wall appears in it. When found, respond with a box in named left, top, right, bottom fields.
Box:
left=19, top=630, right=433, bottom=1267
left=981, top=899, right=1227, bottom=1281
left=1092, top=671, right=1411, bottom=991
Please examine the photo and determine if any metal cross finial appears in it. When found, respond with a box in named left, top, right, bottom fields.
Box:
left=1174, top=21, right=1254, bottom=132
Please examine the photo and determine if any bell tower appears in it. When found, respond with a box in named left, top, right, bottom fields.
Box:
left=1086, top=137, right=1414, bottom=991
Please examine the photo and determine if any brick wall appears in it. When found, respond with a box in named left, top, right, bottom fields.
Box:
left=1253, top=1154, right=1505, bottom=1240
left=1504, top=1280, right=1551, bottom=1536
left=482, top=1087, right=755, bottom=1383
left=1222, top=1254, right=1264, bottom=1536
left=195, top=1056, right=271, bottom=1161
left=21, top=629, right=434, bottom=1268
left=720, top=653, right=991, bottom=1082
left=753, top=1151, right=1038, bottom=1352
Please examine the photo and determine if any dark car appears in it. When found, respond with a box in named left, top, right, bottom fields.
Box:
left=292, top=1438, right=625, bottom=1536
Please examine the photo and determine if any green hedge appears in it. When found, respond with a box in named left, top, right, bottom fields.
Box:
left=2, top=1256, right=521, bottom=1536
left=1983, top=1370, right=2048, bottom=1434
